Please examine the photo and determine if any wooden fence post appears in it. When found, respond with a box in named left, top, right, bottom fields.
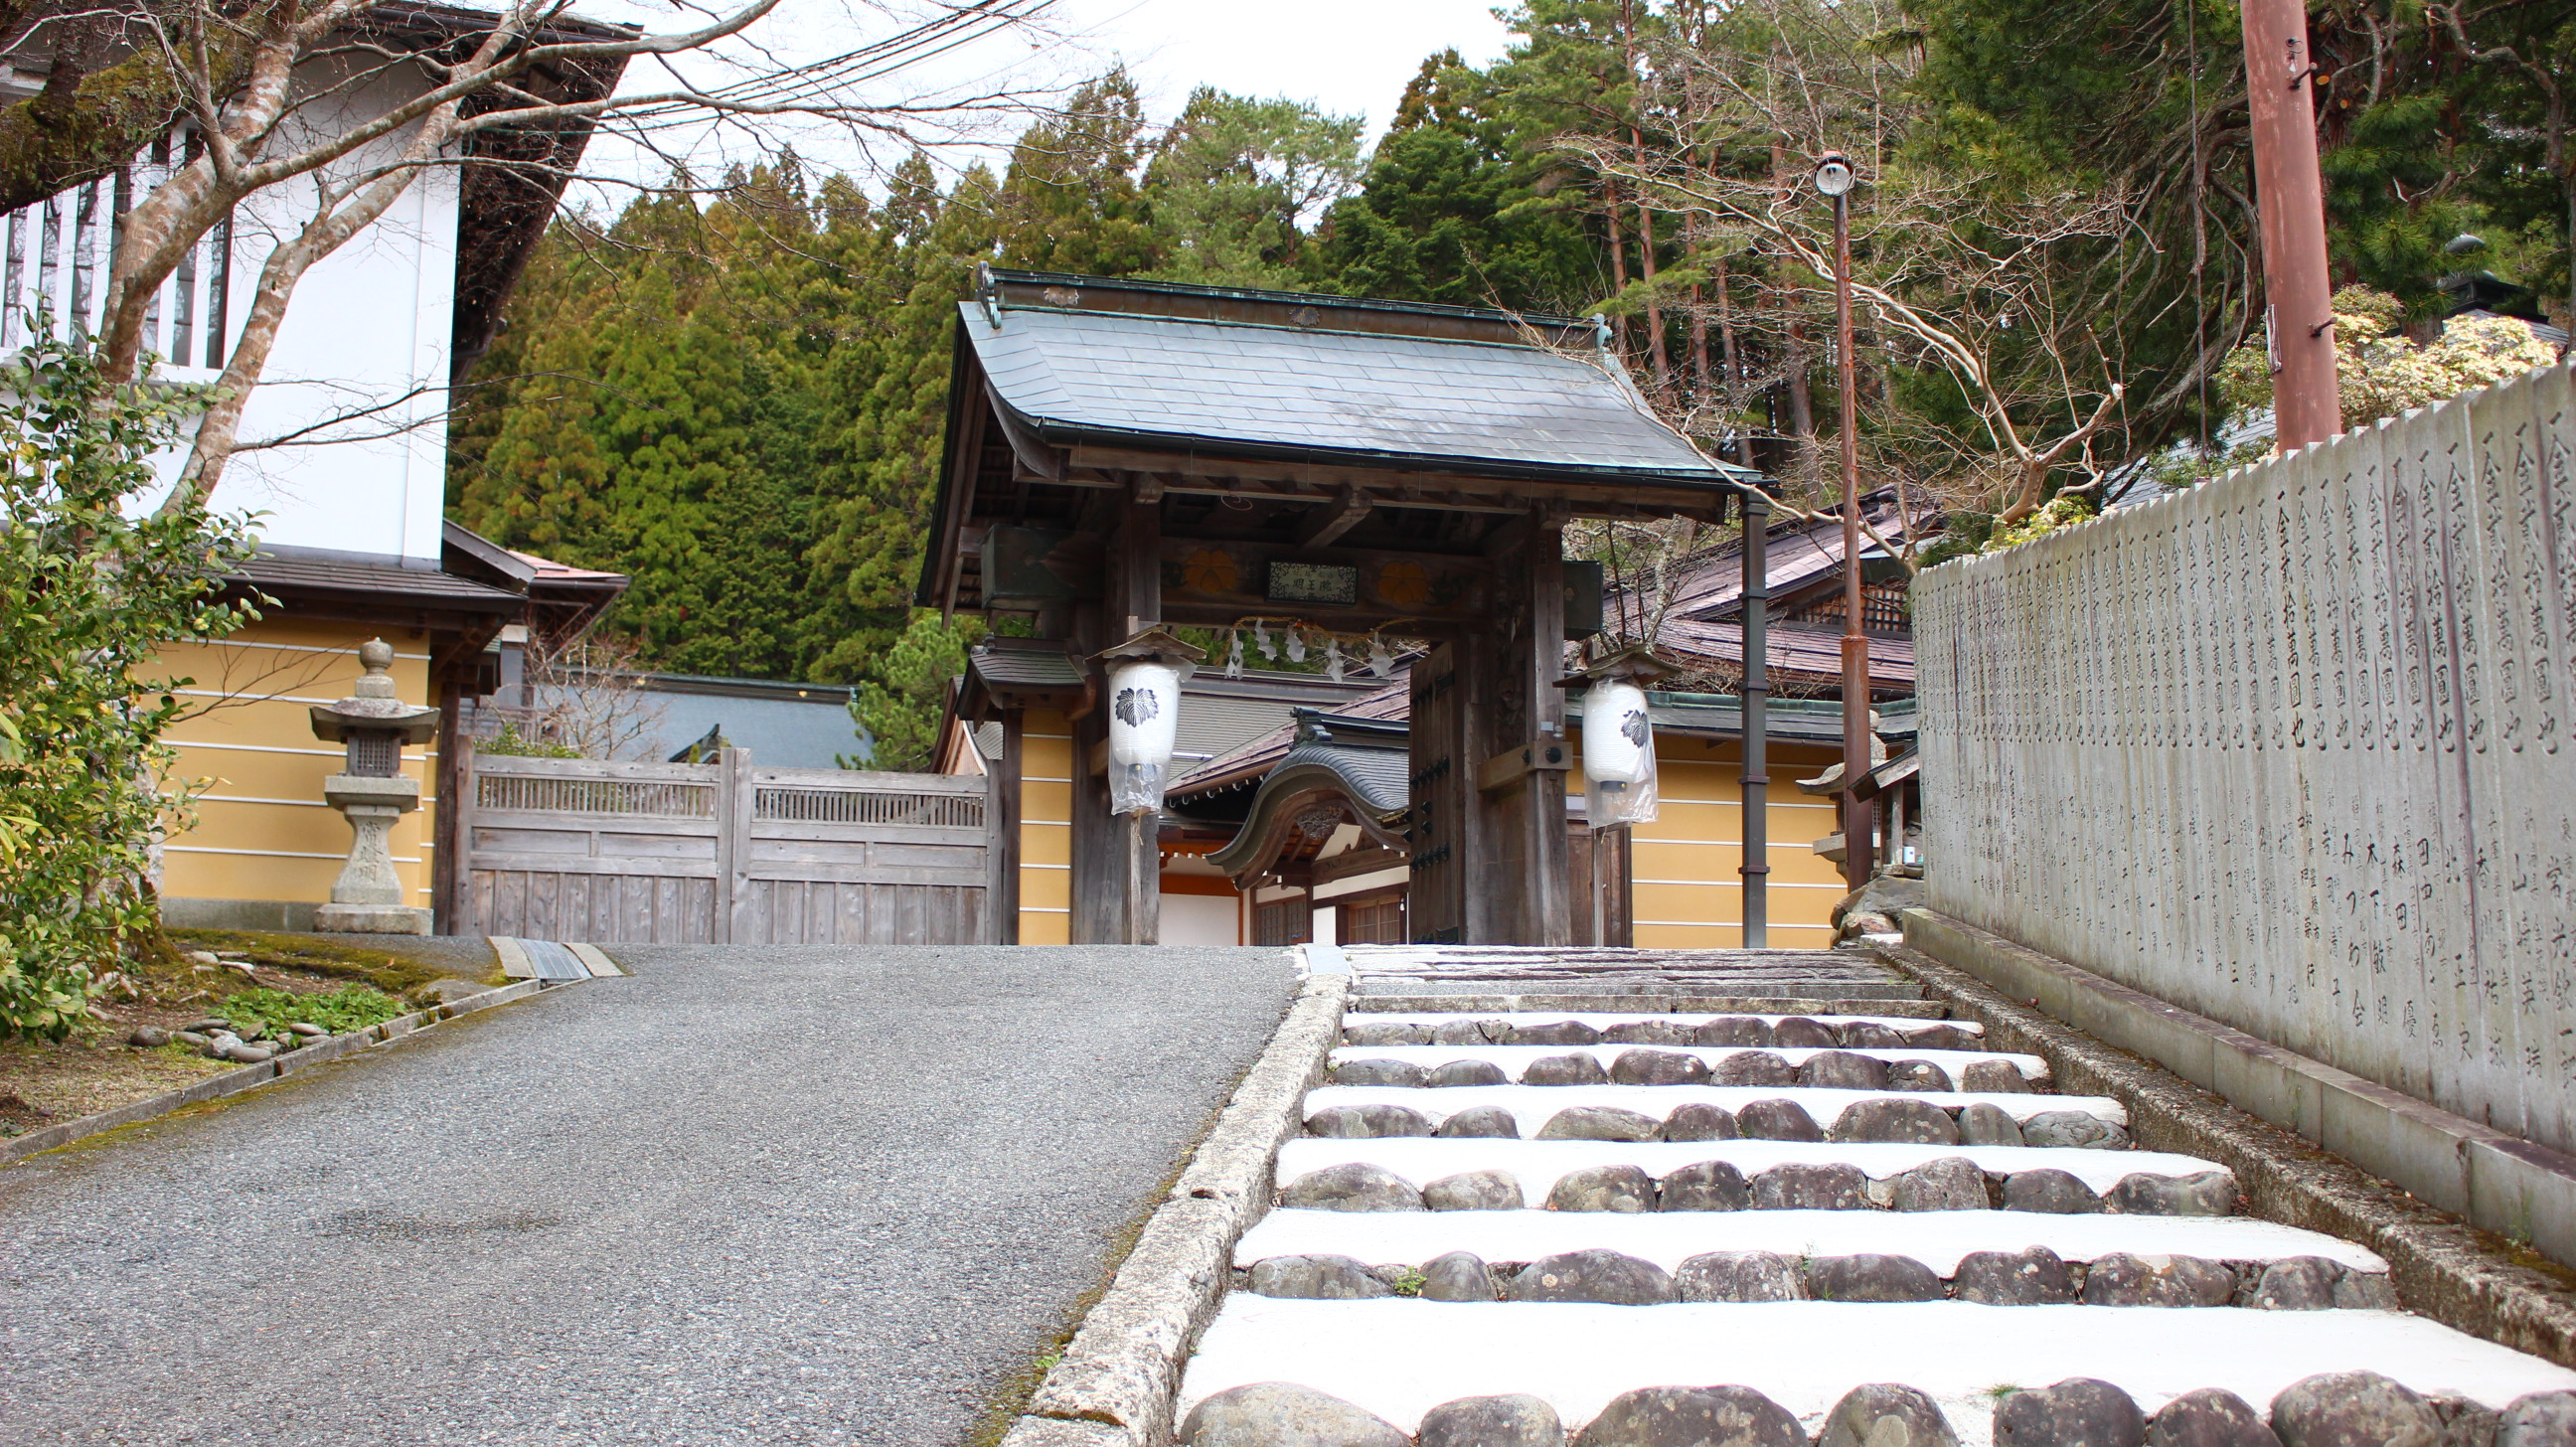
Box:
left=715, top=746, right=755, bottom=944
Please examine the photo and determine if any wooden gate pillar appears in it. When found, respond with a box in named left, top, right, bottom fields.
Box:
left=1474, top=513, right=1572, bottom=944
left=1408, top=511, right=1572, bottom=945
left=1073, top=486, right=1166, bottom=944
left=1405, top=641, right=1475, bottom=943
left=987, top=707, right=1023, bottom=943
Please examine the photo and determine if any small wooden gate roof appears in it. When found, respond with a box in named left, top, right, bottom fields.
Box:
left=919, top=268, right=1760, bottom=616
left=965, top=274, right=1730, bottom=480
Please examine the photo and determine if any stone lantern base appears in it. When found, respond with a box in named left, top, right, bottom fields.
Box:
left=314, top=902, right=432, bottom=935
left=315, top=773, right=432, bottom=935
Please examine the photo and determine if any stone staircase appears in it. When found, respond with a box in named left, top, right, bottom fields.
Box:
left=1173, top=947, right=2576, bottom=1446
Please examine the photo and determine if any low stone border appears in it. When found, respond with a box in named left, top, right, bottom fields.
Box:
left=1877, top=916, right=2576, bottom=1371
left=0, top=978, right=561, bottom=1167
left=998, top=971, right=1352, bottom=1447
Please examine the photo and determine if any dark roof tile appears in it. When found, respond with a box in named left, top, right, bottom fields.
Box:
left=963, top=303, right=1748, bottom=483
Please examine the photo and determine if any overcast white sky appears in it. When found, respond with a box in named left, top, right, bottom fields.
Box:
left=573, top=0, right=1520, bottom=197
left=1048, top=0, right=1515, bottom=137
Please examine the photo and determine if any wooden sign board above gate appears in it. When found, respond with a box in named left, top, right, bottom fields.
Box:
left=1159, top=539, right=1490, bottom=629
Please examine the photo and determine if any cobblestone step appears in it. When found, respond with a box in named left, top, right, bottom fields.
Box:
left=1345, top=1012, right=1986, bottom=1045
left=1232, top=1206, right=2392, bottom=1307
left=1329, top=1045, right=2049, bottom=1092
left=1303, top=1084, right=2125, bottom=1145
left=1181, top=1300, right=2576, bottom=1445
left=1173, top=956, right=2576, bottom=1447
left=1276, top=1138, right=2239, bottom=1215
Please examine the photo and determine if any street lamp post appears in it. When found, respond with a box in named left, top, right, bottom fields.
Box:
left=1815, top=151, right=1876, bottom=891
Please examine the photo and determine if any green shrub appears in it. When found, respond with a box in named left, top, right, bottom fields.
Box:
left=477, top=721, right=581, bottom=758
left=0, top=326, right=255, bottom=1038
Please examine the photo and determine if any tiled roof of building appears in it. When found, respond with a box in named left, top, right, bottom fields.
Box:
left=967, top=640, right=1085, bottom=690
left=1650, top=492, right=1918, bottom=621
left=1272, top=718, right=1411, bottom=817
left=1174, top=671, right=1392, bottom=763
left=1172, top=679, right=1412, bottom=800
left=509, top=550, right=628, bottom=586
left=230, top=549, right=524, bottom=611
left=1658, top=617, right=1917, bottom=690
left=961, top=286, right=1750, bottom=484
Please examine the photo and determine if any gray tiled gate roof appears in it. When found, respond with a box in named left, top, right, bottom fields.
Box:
left=961, top=303, right=1744, bottom=483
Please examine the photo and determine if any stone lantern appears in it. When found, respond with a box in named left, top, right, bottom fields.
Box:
left=308, top=639, right=439, bottom=934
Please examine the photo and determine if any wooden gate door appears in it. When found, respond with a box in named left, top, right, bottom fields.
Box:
left=462, top=748, right=990, bottom=944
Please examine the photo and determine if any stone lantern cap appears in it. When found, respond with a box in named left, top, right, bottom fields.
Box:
left=310, top=638, right=438, bottom=745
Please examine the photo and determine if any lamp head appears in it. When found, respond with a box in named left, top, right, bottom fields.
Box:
left=1813, top=151, right=1855, bottom=198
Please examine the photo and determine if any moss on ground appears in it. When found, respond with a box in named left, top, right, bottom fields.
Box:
left=164, top=929, right=483, bottom=996
left=2, top=930, right=495, bottom=1136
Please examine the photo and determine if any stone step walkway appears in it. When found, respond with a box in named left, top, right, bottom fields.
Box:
left=1175, top=952, right=2576, bottom=1447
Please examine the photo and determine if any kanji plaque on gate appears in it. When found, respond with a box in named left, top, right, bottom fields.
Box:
left=1266, top=561, right=1360, bottom=605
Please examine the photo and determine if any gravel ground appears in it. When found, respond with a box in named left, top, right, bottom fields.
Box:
left=0, top=944, right=1297, bottom=1447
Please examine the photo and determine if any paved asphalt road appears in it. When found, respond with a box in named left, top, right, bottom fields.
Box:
left=0, top=945, right=1298, bottom=1446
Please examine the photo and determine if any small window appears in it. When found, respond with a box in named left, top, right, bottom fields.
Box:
left=1341, top=890, right=1406, bottom=945
left=1252, top=896, right=1312, bottom=947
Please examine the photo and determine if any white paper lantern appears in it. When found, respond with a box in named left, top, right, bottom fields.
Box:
left=1106, top=658, right=1185, bottom=816
left=1582, top=676, right=1659, bottom=826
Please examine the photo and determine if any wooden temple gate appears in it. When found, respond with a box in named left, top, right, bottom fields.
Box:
left=924, top=268, right=1763, bottom=945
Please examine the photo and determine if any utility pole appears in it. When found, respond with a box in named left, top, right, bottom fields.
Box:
left=1738, top=491, right=1770, bottom=948
left=1814, top=151, right=1875, bottom=891
left=2240, top=0, right=2342, bottom=451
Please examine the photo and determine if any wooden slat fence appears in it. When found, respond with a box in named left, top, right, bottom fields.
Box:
left=464, top=748, right=989, bottom=945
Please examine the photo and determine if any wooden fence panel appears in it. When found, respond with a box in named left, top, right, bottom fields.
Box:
left=1915, top=361, right=2576, bottom=1155
left=465, top=749, right=989, bottom=945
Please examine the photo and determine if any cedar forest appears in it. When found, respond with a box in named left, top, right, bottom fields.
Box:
left=444, top=0, right=2575, bottom=767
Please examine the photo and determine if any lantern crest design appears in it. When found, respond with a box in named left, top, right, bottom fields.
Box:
left=1566, top=645, right=1680, bottom=829
left=1091, top=628, right=1204, bottom=817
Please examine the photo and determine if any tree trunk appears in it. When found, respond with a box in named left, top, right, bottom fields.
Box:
left=1785, top=319, right=1816, bottom=486
left=1604, top=176, right=1632, bottom=361
left=1715, top=254, right=1747, bottom=465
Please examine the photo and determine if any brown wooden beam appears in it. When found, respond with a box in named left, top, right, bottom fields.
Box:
left=1295, top=486, right=1374, bottom=550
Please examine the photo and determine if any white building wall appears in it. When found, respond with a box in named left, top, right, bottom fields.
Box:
left=1159, top=892, right=1241, bottom=947
left=121, top=64, right=461, bottom=563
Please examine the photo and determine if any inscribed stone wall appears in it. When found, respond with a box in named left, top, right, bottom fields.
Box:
left=1915, top=362, right=2576, bottom=1154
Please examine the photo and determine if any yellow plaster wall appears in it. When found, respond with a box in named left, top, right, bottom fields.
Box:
left=154, top=619, right=440, bottom=909
left=1018, top=709, right=1074, bottom=945
left=1574, top=731, right=1850, bottom=949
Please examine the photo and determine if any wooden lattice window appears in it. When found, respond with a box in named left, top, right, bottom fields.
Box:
left=1341, top=890, right=1406, bottom=945
left=1793, top=580, right=1910, bottom=633
left=1252, top=896, right=1312, bottom=946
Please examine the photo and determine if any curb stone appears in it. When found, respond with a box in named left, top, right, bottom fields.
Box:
left=1007, top=970, right=1350, bottom=1447
left=0, top=977, right=561, bottom=1166
left=1872, top=937, right=2576, bottom=1371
